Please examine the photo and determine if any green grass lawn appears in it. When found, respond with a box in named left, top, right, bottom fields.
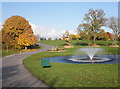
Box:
left=39, top=40, right=119, bottom=55
left=2, top=45, right=43, bottom=57
left=39, top=40, right=120, bottom=47
left=24, top=40, right=119, bottom=87
left=38, top=40, right=65, bottom=48
left=2, top=49, right=22, bottom=57
left=23, top=51, right=118, bottom=87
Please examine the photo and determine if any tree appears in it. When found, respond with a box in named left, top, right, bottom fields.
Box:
left=107, top=17, right=119, bottom=45
left=62, top=30, right=72, bottom=46
left=40, top=37, right=46, bottom=41
left=96, top=29, right=109, bottom=40
left=76, top=26, right=83, bottom=40
left=69, top=34, right=76, bottom=40
left=17, top=29, right=37, bottom=49
left=77, top=24, right=92, bottom=40
left=62, top=30, right=70, bottom=40
left=58, top=38, right=62, bottom=40
left=2, top=16, right=37, bottom=49
left=76, top=26, right=83, bottom=35
left=48, top=37, right=52, bottom=40
left=80, top=9, right=107, bottom=43
left=80, top=32, right=86, bottom=40
left=106, top=32, right=112, bottom=40
left=2, top=33, right=18, bottom=49
left=40, top=37, right=44, bottom=41
left=64, top=30, right=70, bottom=38
left=75, top=35, right=81, bottom=40
left=54, top=38, right=61, bottom=40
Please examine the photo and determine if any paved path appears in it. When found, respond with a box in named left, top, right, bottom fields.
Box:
left=2, top=44, right=55, bottom=87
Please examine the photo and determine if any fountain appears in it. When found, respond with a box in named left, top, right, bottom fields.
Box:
left=79, top=48, right=103, bottom=60
left=67, top=47, right=112, bottom=63
left=45, top=47, right=119, bottom=64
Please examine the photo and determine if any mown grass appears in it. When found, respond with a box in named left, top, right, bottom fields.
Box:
left=2, top=45, right=43, bottom=57
left=39, top=40, right=120, bottom=47
left=24, top=40, right=119, bottom=87
left=23, top=51, right=119, bottom=87
left=38, top=40, right=65, bottom=48
left=39, top=40, right=119, bottom=55
left=2, top=49, right=22, bottom=57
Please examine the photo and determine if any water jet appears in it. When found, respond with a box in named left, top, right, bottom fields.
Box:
left=67, top=47, right=112, bottom=63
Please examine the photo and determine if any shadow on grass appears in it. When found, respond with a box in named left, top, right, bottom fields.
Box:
left=27, top=44, right=41, bottom=49
left=42, top=66, right=51, bottom=68
left=75, top=42, right=88, bottom=46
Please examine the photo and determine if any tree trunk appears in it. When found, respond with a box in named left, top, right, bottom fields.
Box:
left=25, top=46, right=27, bottom=49
left=7, top=46, right=8, bottom=53
left=113, top=34, right=117, bottom=45
left=93, top=36, right=96, bottom=43
left=92, top=34, right=96, bottom=43
left=92, top=31, right=96, bottom=43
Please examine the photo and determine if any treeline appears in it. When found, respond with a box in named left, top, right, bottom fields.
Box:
left=62, top=30, right=112, bottom=41
left=62, top=9, right=119, bottom=44
left=39, top=37, right=62, bottom=41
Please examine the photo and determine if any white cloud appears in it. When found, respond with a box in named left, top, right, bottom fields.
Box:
left=30, top=23, right=76, bottom=39
left=0, top=21, right=2, bottom=30
left=30, top=23, right=113, bottom=40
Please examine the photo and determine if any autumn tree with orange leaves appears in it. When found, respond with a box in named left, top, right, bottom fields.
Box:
left=2, top=16, right=37, bottom=49
left=17, top=29, right=37, bottom=49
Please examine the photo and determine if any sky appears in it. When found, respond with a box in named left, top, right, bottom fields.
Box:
left=1, top=2, right=118, bottom=39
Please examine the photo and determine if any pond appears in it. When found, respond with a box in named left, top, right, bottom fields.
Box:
left=44, top=55, right=120, bottom=64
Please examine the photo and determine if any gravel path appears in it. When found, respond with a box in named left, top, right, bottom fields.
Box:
left=2, top=44, right=55, bottom=87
